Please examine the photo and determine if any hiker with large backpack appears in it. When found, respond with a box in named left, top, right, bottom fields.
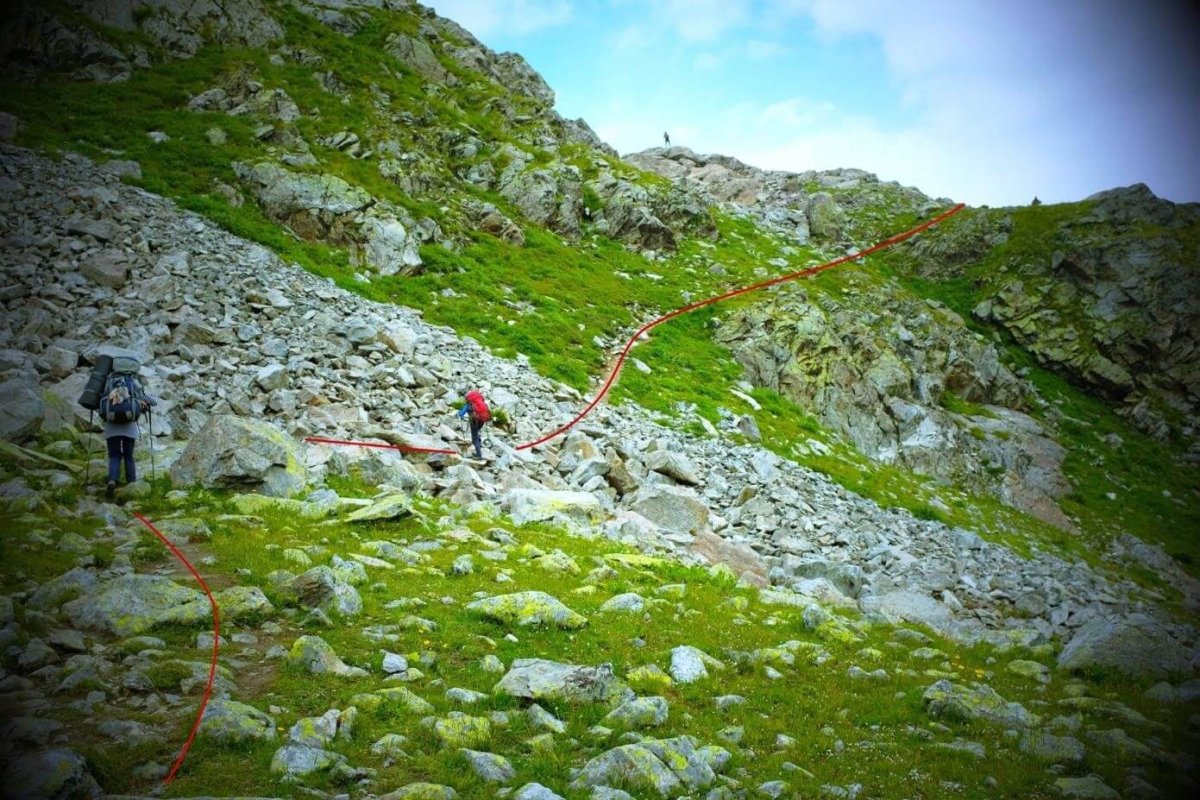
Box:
left=457, top=388, right=491, bottom=460
left=79, top=355, right=159, bottom=499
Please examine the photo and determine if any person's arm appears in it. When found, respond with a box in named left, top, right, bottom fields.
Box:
left=457, top=403, right=468, bottom=418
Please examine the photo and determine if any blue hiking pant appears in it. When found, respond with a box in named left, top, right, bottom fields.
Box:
left=107, top=436, right=136, bottom=483
left=469, top=418, right=484, bottom=458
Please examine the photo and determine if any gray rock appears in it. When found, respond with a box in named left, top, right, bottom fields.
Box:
left=1057, top=614, right=1192, bottom=679
left=494, top=659, right=632, bottom=706
left=28, top=567, right=98, bottom=610
left=80, top=248, right=128, bottom=288
left=199, top=697, right=277, bottom=743
left=459, top=749, right=516, bottom=783
left=1018, top=730, right=1086, bottom=765
left=922, top=680, right=1038, bottom=729
left=0, top=747, right=103, bottom=799
left=286, top=635, right=367, bottom=677
left=0, top=378, right=44, bottom=441
left=603, top=695, right=669, bottom=728
left=169, top=414, right=307, bottom=497
left=670, top=645, right=724, bottom=683
left=466, top=591, right=587, bottom=629
left=513, top=784, right=566, bottom=800
left=380, top=784, right=460, bottom=800
left=644, top=450, right=702, bottom=485
left=63, top=575, right=208, bottom=635
left=599, top=593, right=646, bottom=613
left=1053, top=775, right=1119, bottom=799
left=289, top=566, right=362, bottom=617
left=269, top=743, right=346, bottom=776
left=570, top=736, right=719, bottom=795
left=526, top=703, right=566, bottom=733
left=627, top=484, right=709, bottom=536
left=502, top=488, right=604, bottom=527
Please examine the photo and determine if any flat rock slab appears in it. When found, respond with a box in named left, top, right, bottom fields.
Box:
left=494, top=658, right=632, bottom=706
left=200, top=698, right=277, bottom=744
left=923, top=679, right=1038, bottom=729
left=466, top=591, right=587, bottom=629
left=63, top=574, right=209, bottom=636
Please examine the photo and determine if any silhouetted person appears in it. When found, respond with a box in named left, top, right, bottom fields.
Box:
left=663, top=131, right=670, bottom=146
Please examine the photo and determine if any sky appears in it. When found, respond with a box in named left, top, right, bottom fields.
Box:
left=425, top=0, right=1200, bottom=207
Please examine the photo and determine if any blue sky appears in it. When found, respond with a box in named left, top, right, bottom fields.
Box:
left=425, top=0, right=1200, bottom=207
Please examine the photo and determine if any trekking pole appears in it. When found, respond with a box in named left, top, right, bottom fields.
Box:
left=148, top=407, right=156, bottom=483
left=83, top=410, right=94, bottom=489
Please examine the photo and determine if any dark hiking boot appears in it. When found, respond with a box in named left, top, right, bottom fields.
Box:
left=105, top=481, right=116, bottom=500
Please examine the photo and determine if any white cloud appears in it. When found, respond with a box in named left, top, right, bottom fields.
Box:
left=650, top=0, right=752, bottom=42
left=693, top=52, right=723, bottom=70
left=747, top=0, right=1200, bottom=203
left=426, top=0, right=573, bottom=38
left=745, top=39, right=787, bottom=60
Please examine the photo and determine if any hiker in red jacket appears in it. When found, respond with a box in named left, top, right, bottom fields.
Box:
left=457, top=388, right=491, bottom=459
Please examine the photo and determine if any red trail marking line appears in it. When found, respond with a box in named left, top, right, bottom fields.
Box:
left=305, top=204, right=967, bottom=454
left=132, top=512, right=221, bottom=786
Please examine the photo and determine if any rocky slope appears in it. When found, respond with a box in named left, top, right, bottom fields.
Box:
left=1, top=142, right=1199, bottom=800
left=1, top=1, right=1199, bottom=796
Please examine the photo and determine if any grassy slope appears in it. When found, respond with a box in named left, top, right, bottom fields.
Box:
left=3, top=476, right=1197, bottom=799
left=1, top=6, right=1196, bottom=586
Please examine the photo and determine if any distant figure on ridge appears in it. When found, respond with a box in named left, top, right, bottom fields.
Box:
left=457, top=388, right=491, bottom=460
left=663, top=131, right=670, bottom=146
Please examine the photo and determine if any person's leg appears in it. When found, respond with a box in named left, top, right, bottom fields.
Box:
left=106, top=437, right=122, bottom=483
left=121, top=437, right=137, bottom=483
left=470, top=419, right=483, bottom=458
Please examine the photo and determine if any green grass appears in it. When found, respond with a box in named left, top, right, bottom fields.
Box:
left=3, top=482, right=1198, bottom=799
left=2, top=0, right=1196, bottom=620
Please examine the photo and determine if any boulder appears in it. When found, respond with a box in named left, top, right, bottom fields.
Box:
left=433, top=715, right=490, bottom=749
left=200, top=697, right=276, bottom=743
left=345, top=492, right=412, bottom=522
left=643, top=450, right=702, bottom=485
left=1053, top=775, right=1119, bottom=800
left=289, top=566, right=362, bottom=618
left=63, top=574, right=209, bottom=636
left=502, top=488, right=603, bottom=527
left=494, top=659, right=632, bottom=706
left=922, top=680, right=1038, bottom=729
left=626, top=484, right=709, bottom=536
left=0, top=378, right=44, bottom=441
left=569, top=736, right=719, bottom=796
left=360, top=212, right=422, bottom=276
left=1056, top=614, right=1193, bottom=679
left=669, top=645, right=724, bottom=684
left=169, top=414, right=307, bottom=496
left=465, top=591, right=587, bottom=629
left=603, top=695, right=669, bottom=728
left=234, top=161, right=371, bottom=234
left=212, top=585, right=275, bottom=620
left=384, top=32, right=449, bottom=82
left=459, top=749, right=515, bottom=783
left=805, top=192, right=844, bottom=241
left=79, top=248, right=128, bottom=288
left=0, top=748, right=103, bottom=800
left=287, top=635, right=367, bottom=677
left=269, top=743, right=346, bottom=776
left=381, top=784, right=460, bottom=800
left=28, top=567, right=97, bottom=610
left=690, top=530, right=768, bottom=587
